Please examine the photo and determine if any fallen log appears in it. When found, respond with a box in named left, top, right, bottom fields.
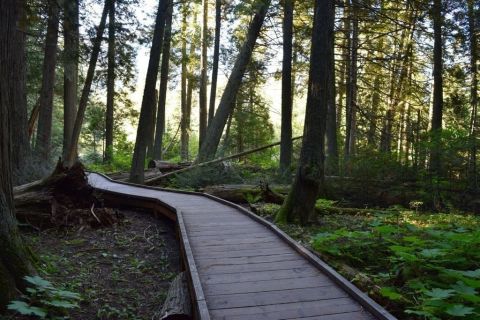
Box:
left=148, top=160, right=191, bottom=172
left=156, top=272, right=192, bottom=320
left=145, top=136, right=303, bottom=185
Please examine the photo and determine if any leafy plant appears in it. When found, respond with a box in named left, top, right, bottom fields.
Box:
left=8, top=275, right=81, bottom=319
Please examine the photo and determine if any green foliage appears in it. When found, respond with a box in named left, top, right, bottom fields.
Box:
left=8, top=276, right=81, bottom=319
left=310, top=211, right=480, bottom=319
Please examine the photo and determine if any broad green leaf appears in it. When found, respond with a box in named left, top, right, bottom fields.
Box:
left=24, top=275, right=53, bottom=289
left=424, top=288, right=455, bottom=300
left=445, top=304, right=475, bottom=317
left=379, top=287, right=403, bottom=301
left=451, top=282, right=477, bottom=295
left=54, top=289, right=81, bottom=300
left=43, top=299, right=79, bottom=309
left=7, top=301, right=47, bottom=318
left=462, top=269, right=480, bottom=278
left=420, top=248, right=445, bottom=258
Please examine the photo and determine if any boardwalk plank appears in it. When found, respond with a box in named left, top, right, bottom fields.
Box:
left=199, top=259, right=311, bottom=275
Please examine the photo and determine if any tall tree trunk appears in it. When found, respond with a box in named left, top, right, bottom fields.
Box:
left=468, top=0, right=478, bottom=190
left=153, top=0, right=173, bottom=160
left=199, top=0, right=208, bottom=148
left=208, top=0, right=221, bottom=125
left=147, top=90, right=158, bottom=159
left=325, top=2, right=338, bottom=174
left=65, top=0, right=109, bottom=166
left=129, top=0, right=168, bottom=183
left=180, top=2, right=188, bottom=161
left=35, top=0, right=59, bottom=161
left=430, top=0, right=443, bottom=176
left=367, top=75, right=381, bottom=146
left=277, top=0, right=333, bottom=225
left=197, top=0, right=271, bottom=162
left=280, top=0, right=293, bottom=174
left=344, top=0, right=358, bottom=162
left=12, top=0, right=29, bottom=184
left=104, top=0, right=116, bottom=163
left=0, top=0, right=35, bottom=306
left=337, top=5, right=349, bottom=138
left=63, top=0, right=79, bottom=160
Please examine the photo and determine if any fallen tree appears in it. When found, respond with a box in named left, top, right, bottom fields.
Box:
left=14, top=160, right=122, bottom=229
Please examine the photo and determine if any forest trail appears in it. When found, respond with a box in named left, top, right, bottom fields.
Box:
left=88, top=172, right=396, bottom=320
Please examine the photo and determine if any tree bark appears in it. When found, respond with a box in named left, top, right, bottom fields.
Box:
left=104, top=0, right=116, bottom=163
left=66, top=0, right=109, bottom=166
left=0, top=0, right=35, bottom=306
left=180, top=2, right=188, bottom=161
left=129, top=0, right=168, bottom=183
left=344, top=0, right=358, bottom=161
left=208, top=0, right=221, bottom=125
left=147, top=90, right=159, bottom=159
left=430, top=0, right=443, bottom=176
left=277, top=0, right=333, bottom=224
left=468, top=0, right=478, bottom=190
left=12, top=0, right=29, bottom=184
left=197, top=0, right=271, bottom=162
left=325, top=2, right=338, bottom=175
left=199, top=0, right=209, bottom=148
left=35, top=0, right=59, bottom=161
left=183, top=21, right=197, bottom=161
left=153, top=0, right=173, bottom=160
left=63, top=0, right=79, bottom=160
left=280, top=0, right=293, bottom=174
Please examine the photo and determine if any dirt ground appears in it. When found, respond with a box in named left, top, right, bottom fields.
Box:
left=5, top=208, right=180, bottom=320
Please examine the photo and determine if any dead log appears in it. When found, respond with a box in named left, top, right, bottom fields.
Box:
left=14, top=159, right=123, bottom=229
left=148, top=160, right=191, bottom=172
left=157, top=272, right=192, bottom=320
left=145, top=136, right=303, bottom=185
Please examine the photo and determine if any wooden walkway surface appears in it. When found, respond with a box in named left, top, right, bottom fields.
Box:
left=88, top=173, right=396, bottom=320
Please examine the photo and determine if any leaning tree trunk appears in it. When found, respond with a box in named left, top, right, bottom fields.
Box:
left=104, top=0, right=116, bottom=163
left=153, top=0, right=173, bottom=160
left=35, top=0, right=59, bottom=161
left=65, top=0, right=109, bottom=166
left=129, top=0, right=168, bottom=183
left=280, top=0, right=293, bottom=174
left=198, top=0, right=209, bottom=148
left=277, top=0, right=333, bottom=225
left=12, top=0, right=29, bottom=185
left=63, top=0, right=79, bottom=160
left=197, top=0, right=271, bottom=162
left=208, top=0, right=221, bottom=125
left=0, top=0, right=35, bottom=307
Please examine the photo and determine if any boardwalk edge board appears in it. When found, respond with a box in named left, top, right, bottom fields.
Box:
left=88, top=172, right=397, bottom=320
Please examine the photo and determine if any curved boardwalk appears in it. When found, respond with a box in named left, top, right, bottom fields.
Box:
left=88, top=173, right=396, bottom=320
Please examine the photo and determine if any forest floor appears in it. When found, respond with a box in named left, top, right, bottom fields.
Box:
left=252, top=202, right=480, bottom=320
left=4, top=208, right=179, bottom=320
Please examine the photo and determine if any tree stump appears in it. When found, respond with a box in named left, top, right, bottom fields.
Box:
left=157, top=272, right=192, bottom=320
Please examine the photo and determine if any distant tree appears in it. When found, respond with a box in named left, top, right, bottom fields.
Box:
left=63, top=0, right=79, bottom=160
left=0, top=0, right=35, bottom=306
left=280, top=0, right=293, bottom=174
left=35, top=0, right=59, bottom=161
left=153, top=0, right=173, bottom=160
left=198, top=0, right=208, bottom=148
left=277, top=0, right=334, bottom=224
left=66, top=0, right=109, bottom=166
left=197, top=0, right=271, bottom=162
left=104, top=0, right=116, bottom=162
left=467, top=0, right=478, bottom=189
left=129, top=0, right=168, bottom=183
left=208, top=0, right=222, bottom=125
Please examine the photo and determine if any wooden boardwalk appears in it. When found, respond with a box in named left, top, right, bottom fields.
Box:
left=88, top=173, right=396, bottom=320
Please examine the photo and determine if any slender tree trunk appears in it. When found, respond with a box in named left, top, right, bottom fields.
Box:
left=12, top=0, right=29, bottom=184
left=199, top=0, right=208, bottom=148
left=325, top=2, right=338, bottom=174
left=208, top=0, right=221, bottom=125
left=197, top=0, right=271, bottom=162
left=277, top=0, right=333, bottom=225
left=344, top=0, right=358, bottom=161
left=129, top=0, right=168, bottom=183
left=147, top=90, right=158, bottom=159
left=468, top=0, right=478, bottom=190
left=367, top=75, right=381, bottom=146
left=66, top=0, right=109, bottom=166
left=35, top=0, right=59, bottom=161
left=153, top=0, right=173, bottom=160
left=180, top=2, right=188, bottom=161
left=104, top=0, right=116, bottom=163
left=337, top=5, right=349, bottom=137
left=280, top=0, right=293, bottom=174
left=0, top=0, right=35, bottom=306
left=63, top=0, right=79, bottom=160
left=430, top=0, right=443, bottom=176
